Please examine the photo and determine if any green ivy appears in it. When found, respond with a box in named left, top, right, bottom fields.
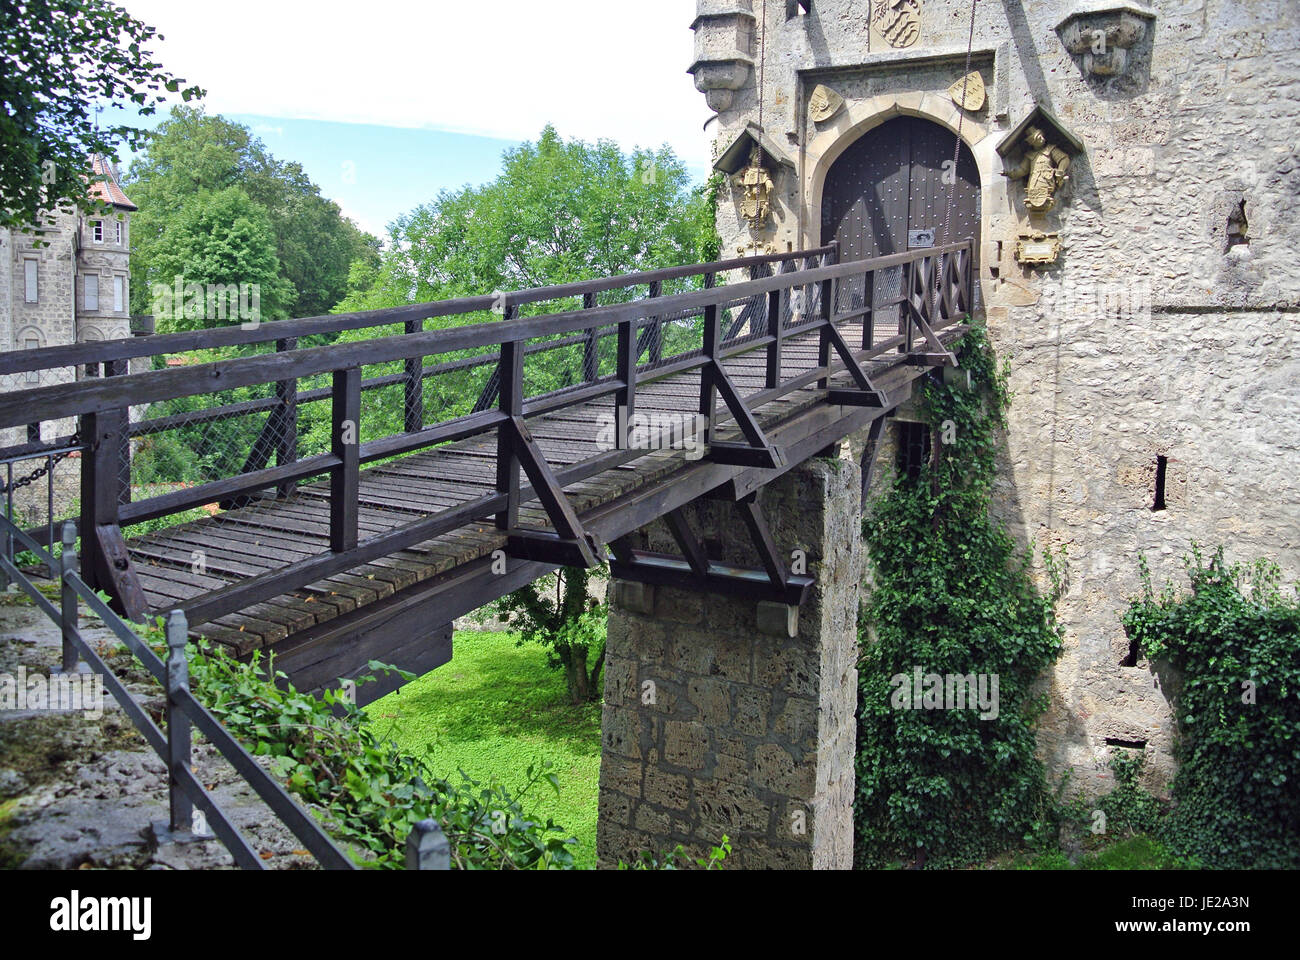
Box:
left=1123, top=547, right=1300, bottom=868
left=1089, top=751, right=1163, bottom=839
left=855, top=321, right=1064, bottom=867
left=133, top=620, right=578, bottom=869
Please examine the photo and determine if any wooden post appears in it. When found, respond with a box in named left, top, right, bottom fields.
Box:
left=329, top=368, right=360, bottom=553
left=403, top=320, right=423, bottom=433
left=765, top=287, right=783, bottom=389
left=699, top=303, right=720, bottom=445
left=105, top=359, right=130, bottom=506
left=901, top=260, right=913, bottom=354
left=863, top=270, right=875, bottom=350
left=616, top=318, right=636, bottom=450
left=276, top=337, right=298, bottom=498
left=817, top=276, right=834, bottom=392
left=495, top=341, right=523, bottom=531
left=582, top=293, right=598, bottom=382
left=79, top=406, right=124, bottom=593
left=647, top=280, right=663, bottom=364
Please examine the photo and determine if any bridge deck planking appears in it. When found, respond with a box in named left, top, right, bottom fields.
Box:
left=124, top=318, right=903, bottom=655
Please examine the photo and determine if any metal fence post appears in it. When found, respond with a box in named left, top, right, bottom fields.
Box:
left=405, top=819, right=450, bottom=870
left=59, top=521, right=78, bottom=673
left=166, top=608, right=193, bottom=834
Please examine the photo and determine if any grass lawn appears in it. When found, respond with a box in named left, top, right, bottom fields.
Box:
left=365, top=630, right=603, bottom=868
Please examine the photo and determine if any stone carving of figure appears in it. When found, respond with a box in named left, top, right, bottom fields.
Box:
left=1003, top=126, right=1071, bottom=214
left=735, top=144, right=775, bottom=231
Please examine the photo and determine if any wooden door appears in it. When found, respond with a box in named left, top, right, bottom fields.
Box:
left=821, top=115, right=980, bottom=260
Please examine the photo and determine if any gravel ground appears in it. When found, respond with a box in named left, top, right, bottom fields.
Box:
left=0, top=589, right=322, bottom=870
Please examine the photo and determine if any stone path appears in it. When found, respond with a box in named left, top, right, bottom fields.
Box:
left=0, top=592, right=319, bottom=870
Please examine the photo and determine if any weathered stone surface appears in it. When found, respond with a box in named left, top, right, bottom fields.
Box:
left=597, top=459, right=860, bottom=868
left=692, top=0, right=1300, bottom=806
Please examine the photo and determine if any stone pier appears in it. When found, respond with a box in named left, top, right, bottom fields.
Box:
left=596, top=457, right=863, bottom=869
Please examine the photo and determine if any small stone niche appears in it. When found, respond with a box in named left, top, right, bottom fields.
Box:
left=1226, top=199, right=1250, bottom=252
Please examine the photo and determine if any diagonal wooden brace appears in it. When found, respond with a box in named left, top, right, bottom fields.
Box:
left=706, top=362, right=786, bottom=469
left=504, top=416, right=603, bottom=568
left=906, top=301, right=958, bottom=367
left=822, top=322, right=886, bottom=407
left=734, top=495, right=788, bottom=590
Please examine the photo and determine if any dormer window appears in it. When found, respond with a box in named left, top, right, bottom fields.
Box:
left=91, top=219, right=104, bottom=243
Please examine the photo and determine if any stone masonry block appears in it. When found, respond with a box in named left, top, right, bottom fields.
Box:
left=661, top=720, right=709, bottom=770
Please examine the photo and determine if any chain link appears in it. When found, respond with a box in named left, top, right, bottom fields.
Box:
left=0, top=431, right=82, bottom=495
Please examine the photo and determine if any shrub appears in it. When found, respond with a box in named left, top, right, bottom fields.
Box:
left=1123, top=547, right=1300, bottom=868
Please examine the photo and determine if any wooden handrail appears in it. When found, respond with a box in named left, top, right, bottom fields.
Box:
left=0, top=243, right=969, bottom=429
left=0, top=244, right=837, bottom=377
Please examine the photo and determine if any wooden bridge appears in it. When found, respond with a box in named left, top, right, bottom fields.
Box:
left=0, top=242, right=972, bottom=702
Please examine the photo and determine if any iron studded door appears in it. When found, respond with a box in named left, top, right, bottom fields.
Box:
left=821, top=116, right=980, bottom=312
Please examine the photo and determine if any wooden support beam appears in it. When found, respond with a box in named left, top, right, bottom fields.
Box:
left=330, top=367, right=361, bottom=553
left=92, top=523, right=150, bottom=622
left=495, top=340, right=524, bottom=531
left=664, top=508, right=711, bottom=577
left=505, top=416, right=602, bottom=568
left=735, top=496, right=788, bottom=589
left=610, top=553, right=811, bottom=606
left=403, top=320, right=424, bottom=433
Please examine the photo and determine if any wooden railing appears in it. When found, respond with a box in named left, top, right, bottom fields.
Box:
left=0, top=241, right=973, bottom=626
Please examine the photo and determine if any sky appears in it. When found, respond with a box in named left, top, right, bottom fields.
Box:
left=114, top=0, right=712, bottom=237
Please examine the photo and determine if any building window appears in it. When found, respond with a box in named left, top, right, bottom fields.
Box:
left=85, top=273, right=99, bottom=312
left=114, top=275, right=126, bottom=313
left=24, top=337, right=40, bottom=383
left=23, top=259, right=38, bottom=303
left=91, top=220, right=104, bottom=243
left=115, top=218, right=124, bottom=246
left=896, top=421, right=932, bottom=483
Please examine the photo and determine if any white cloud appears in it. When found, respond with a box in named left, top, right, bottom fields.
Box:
left=121, top=0, right=711, bottom=164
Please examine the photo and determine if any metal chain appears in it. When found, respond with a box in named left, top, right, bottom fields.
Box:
left=1, top=431, right=82, bottom=495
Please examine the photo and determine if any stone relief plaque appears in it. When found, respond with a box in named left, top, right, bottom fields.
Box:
left=1015, top=231, right=1063, bottom=266
left=948, top=71, right=986, bottom=112
left=871, top=0, right=922, bottom=50
left=808, top=84, right=845, bottom=123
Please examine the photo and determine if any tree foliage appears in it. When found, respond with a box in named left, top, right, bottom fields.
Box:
left=335, top=124, right=713, bottom=312
left=1123, top=547, right=1300, bottom=868
left=0, top=0, right=202, bottom=230
left=126, top=106, right=378, bottom=319
left=497, top=569, right=608, bottom=706
left=855, top=323, right=1064, bottom=867
left=145, top=187, right=295, bottom=330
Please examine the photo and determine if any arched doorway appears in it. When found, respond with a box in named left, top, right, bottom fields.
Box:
left=820, top=115, right=980, bottom=261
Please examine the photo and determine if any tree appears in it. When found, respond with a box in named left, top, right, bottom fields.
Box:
left=126, top=106, right=377, bottom=318
left=144, top=186, right=295, bottom=331
left=332, top=126, right=714, bottom=700
left=336, top=124, right=713, bottom=312
left=497, top=569, right=608, bottom=705
left=0, top=0, right=202, bottom=230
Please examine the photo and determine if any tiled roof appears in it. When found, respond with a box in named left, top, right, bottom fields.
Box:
left=88, top=155, right=137, bottom=211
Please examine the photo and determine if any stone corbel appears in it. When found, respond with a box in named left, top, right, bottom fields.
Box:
left=1056, top=2, right=1156, bottom=79
left=688, top=1, right=757, bottom=113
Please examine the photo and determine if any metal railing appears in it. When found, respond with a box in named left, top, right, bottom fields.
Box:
left=0, top=501, right=449, bottom=870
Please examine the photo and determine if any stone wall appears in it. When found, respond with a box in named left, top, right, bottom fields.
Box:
left=692, top=0, right=1300, bottom=800
left=597, top=457, right=861, bottom=868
